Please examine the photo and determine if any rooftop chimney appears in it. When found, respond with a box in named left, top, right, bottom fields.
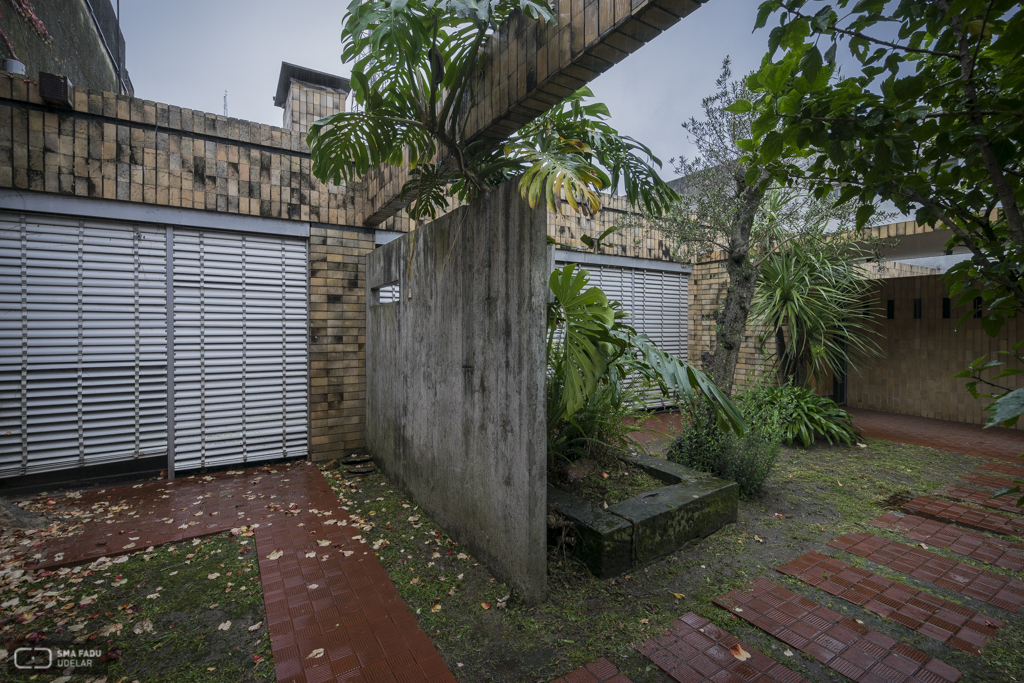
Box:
left=274, top=62, right=351, bottom=134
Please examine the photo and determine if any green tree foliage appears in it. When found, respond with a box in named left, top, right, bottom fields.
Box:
left=307, top=0, right=677, bottom=220
left=751, top=239, right=882, bottom=389
left=740, top=0, right=1023, bottom=496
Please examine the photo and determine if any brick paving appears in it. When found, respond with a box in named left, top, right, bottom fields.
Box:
left=828, top=533, right=1024, bottom=613
left=24, top=462, right=456, bottom=683
left=943, top=485, right=1024, bottom=516
left=979, top=461, right=1024, bottom=478
left=636, top=611, right=808, bottom=683
left=713, top=578, right=961, bottom=682
left=960, top=472, right=1020, bottom=490
left=848, top=408, right=1024, bottom=461
left=900, top=496, right=1024, bottom=537
left=870, top=512, right=1024, bottom=572
left=777, top=552, right=1004, bottom=656
left=547, top=658, right=633, bottom=683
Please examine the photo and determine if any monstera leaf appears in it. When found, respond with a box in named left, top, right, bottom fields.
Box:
left=547, top=264, right=625, bottom=423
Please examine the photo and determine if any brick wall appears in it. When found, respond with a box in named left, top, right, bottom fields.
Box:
left=0, top=73, right=374, bottom=460
left=848, top=274, right=1024, bottom=429
left=282, top=81, right=347, bottom=135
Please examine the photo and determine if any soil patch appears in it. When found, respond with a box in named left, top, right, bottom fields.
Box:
left=548, top=455, right=665, bottom=506
left=338, top=438, right=1023, bottom=683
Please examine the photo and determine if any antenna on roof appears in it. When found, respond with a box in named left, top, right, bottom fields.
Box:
left=223, top=90, right=228, bottom=117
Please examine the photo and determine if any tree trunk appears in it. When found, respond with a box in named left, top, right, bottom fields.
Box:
left=704, top=171, right=766, bottom=395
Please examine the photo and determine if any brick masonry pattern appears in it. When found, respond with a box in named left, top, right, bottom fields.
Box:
left=26, top=463, right=455, bottom=683
left=636, top=611, right=809, bottom=683
left=547, top=657, right=633, bottom=683
left=870, top=512, right=1024, bottom=572
left=712, top=578, right=961, bottom=683
left=942, top=484, right=1024, bottom=516
left=828, top=533, right=1024, bottom=613
left=777, top=552, right=1004, bottom=656
left=900, top=496, right=1024, bottom=537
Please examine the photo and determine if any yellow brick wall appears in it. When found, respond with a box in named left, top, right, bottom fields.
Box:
left=848, top=275, right=1024, bottom=429
left=283, top=81, right=347, bottom=135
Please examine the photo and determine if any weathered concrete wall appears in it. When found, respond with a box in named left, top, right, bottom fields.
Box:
left=0, top=0, right=123, bottom=94
left=366, top=180, right=549, bottom=603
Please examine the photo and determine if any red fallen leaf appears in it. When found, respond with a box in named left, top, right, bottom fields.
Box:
left=730, top=644, right=751, bottom=661
left=101, top=646, right=123, bottom=662
left=601, top=472, right=609, bottom=479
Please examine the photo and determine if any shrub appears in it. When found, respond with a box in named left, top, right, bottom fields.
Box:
left=761, top=384, right=857, bottom=447
left=669, top=387, right=784, bottom=497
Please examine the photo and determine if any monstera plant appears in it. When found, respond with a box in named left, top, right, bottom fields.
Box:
left=307, top=0, right=677, bottom=220
left=546, top=264, right=744, bottom=435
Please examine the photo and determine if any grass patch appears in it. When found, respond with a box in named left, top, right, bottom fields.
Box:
left=1, top=530, right=272, bottom=682
left=324, top=438, right=1024, bottom=683
left=549, top=457, right=664, bottom=506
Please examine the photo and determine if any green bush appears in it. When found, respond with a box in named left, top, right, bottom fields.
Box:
left=668, top=386, right=784, bottom=497
left=761, top=384, right=857, bottom=447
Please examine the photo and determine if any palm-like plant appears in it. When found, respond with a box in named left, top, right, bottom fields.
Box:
left=752, top=242, right=881, bottom=389
left=307, top=0, right=677, bottom=220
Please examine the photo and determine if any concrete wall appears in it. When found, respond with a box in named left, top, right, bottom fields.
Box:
left=366, top=180, right=549, bottom=603
left=0, top=0, right=125, bottom=94
left=848, top=274, right=1024, bottom=429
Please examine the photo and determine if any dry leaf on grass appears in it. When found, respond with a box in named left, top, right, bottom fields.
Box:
left=668, top=591, right=685, bottom=600
left=307, top=648, right=325, bottom=659
left=207, top=573, right=220, bottom=580
left=481, top=603, right=491, bottom=610
left=218, top=621, right=231, bottom=631
left=248, top=622, right=262, bottom=632
left=431, top=604, right=441, bottom=612
left=134, top=618, right=154, bottom=634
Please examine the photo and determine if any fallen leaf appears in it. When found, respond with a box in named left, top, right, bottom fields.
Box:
left=783, top=649, right=793, bottom=657
left=857, top=443, right=867, bottom=448
left=317, top=540, right=330, bottom=547
left=669, top=591, right=685, bottom=600
left=248, top=622, right=262, bottom=632
left=431, top=604, right=441, bottom=612
left=308, top=584, right=319, bottom=590
left=920, top=543, right=929, bottom=550
left=307, top=648, right=325, bottom=659
left=266, top=549, right=284, bottom=560
left=133, top=618, right=153, bottom=634
left=305, top=551, right=317, bottom=558
left=146, top=593, right=160, bottom=600
left=730, top=644, right=751, bottom=661
left=837, top=480, right=843, bottom=487
left=601, top=472, right=609, bottom=479
left=639, top=618, right=649, bottom=624
left=207, top=573, right=220, bottom=580
left=410, top=578, right=419, bottom=585
left=218, top=621, right=231, bottom=631
left=754, top=535, right=764, bottom=543
left=481, top=603, right=491, bottom=610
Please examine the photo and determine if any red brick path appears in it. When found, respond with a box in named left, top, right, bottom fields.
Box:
left=547, top=658, right=632, bottom=683
left=637, top=611, right=808, bottom=683
left=870, top=512, right=1024, bottom=572
left=848, top=408, right=1024, bottom=461
left=943, top=485, right=1024, bottom=516
left=980, top=461, right=1024, bottom=477
left=26, top=462, right=455, bottom=683
left=713, top=578, right=961, bottom=683
left=900, top=496, right=1024, bottom=537
left=828, top=533, right=1024, bottom=613
left=960, top=472, right=1019, bottom=490
left=777, top=552, right=1004, bottom=656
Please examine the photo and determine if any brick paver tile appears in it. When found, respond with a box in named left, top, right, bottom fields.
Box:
left=871, top=513, right=1024, bottom=572
left=943, top=485, right=1024, bottom=516
left=548, top=657, right=633, bottom=683
left=21, top=461, right=457, bottom=683
left=829, top=533, right=1024, bottom=613
left=848, top=408, right=1024, bottom=461
left=901, top=496, right=1024, bottom=538
left=713, top=578, right=961, bottom=682
left=636, top=611, right=809, bottom=682
left=778, top=552, right=1004, bottom=656
left=960, top=472, right=1021, bottom=491
left=979, top=461, right=1024, bottom=478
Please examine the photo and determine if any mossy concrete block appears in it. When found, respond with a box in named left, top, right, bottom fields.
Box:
left=547, top=485, right=633, bottom=579
left=548, top=455, right=738, bottom=579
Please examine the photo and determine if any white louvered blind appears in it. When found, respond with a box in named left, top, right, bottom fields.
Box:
left=0, top=213, right=169, bottom=477
left=171, top=229, right=308, bottom=471
left=553, top=259, right=689, bottom=408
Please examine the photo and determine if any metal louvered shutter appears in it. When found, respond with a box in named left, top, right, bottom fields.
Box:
left=0, top=213, right=169, bottom=477
left=171, top=229, right=308, bottom=471
left=552, top=257, right=689, bottom=408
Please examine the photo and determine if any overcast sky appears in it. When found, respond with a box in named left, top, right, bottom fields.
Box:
left=119, top=0, right=768, bottom=176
